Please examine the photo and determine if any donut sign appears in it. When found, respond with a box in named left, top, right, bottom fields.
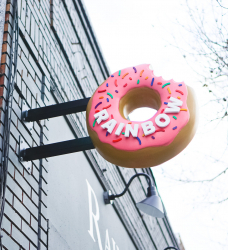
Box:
left=86, top=64, right=198, bottom=168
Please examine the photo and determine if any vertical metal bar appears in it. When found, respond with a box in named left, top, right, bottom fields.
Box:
left=41, top=75, right=45, bottom=102
left=47, top=219, right=49, bottom=250
left=37, top=127, right=44, bottom=250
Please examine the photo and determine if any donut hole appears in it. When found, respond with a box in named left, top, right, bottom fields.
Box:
left=128, top=107, right=158, bottom=122
left=119, top=87, right=161, bottom=121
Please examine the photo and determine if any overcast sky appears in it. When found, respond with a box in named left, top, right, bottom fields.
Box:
left=83, top=0, right=228, bottom=249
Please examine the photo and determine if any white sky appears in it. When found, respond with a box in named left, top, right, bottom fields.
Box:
left=83, top=0, right=228, bottom=249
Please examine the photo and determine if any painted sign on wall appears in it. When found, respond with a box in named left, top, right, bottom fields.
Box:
left=87, top=180, right=120, bottom=250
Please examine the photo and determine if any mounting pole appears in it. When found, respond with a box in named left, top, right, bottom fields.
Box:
left=19, top=97, right=95, bottom=162
left=22, top=97, right=90, bottom=122
left=20, top=137, right=94, bottom=161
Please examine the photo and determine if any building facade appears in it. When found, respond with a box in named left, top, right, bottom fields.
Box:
left=0, top=0, right=180, bottom=249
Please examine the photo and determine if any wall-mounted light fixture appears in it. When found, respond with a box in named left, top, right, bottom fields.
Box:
left=103, top=173, right=164, bottom=218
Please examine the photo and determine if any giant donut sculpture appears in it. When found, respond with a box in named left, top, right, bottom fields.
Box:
left=86, top=64, right=198, bottom=168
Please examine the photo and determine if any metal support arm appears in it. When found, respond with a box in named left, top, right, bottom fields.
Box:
left=104, top=173, right=153, bottom=204
left=163, top=247, right=180, bottom=250
left=19, top=97, right=94, bottom=162
left=20, top=136, right=95, bottom=161
left=22, top=97, right=90, bottom=122
left=109, top=173, right=152, bottom=200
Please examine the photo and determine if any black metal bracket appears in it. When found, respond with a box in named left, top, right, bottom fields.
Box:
left=19, top=97, right=95, bottom=162
left=104, top=173, right=152, bottom=204
left=20, top=137, right=95, bottom=161
left=22, top=97, right=91, bottom=122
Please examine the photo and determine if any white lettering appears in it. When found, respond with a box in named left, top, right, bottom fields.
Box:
left=86, top=181, right=121, bottom=250
left=86, top=180, right=103, bottom=250
left=104, top=229, right=111, bottom=250
left=94, top=109, right=109, bottom=124
left=112, top=238, right=116, bottom=250
left=124, top=124, right=139, bottom=137
left=164, top=97, right=183, bottom=113
left=141, top=121, right=155, bottom=136
left=115, top=123, right=125, bottom=136
left=155, top=114, right=170, bottom=128
left=101, top=119, right=117, bottom=134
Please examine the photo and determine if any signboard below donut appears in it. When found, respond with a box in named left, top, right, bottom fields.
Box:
left=86, top=64, right=198, bottom=168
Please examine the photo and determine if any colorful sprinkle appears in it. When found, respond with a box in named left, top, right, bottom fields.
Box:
left=180, top=109, right=187, bottom=111
left=142, top=134, right=145, bottom=137
left=106, top=83, right=109, bottom=87
left=167, top=96, right=171, bottom=99
left=157, top=82, right=162, bottom=85
left=111, top=114, right=114, bottom=119
left=173, top=126, right=177, bottom=130
left=140, top=70, right=144, bottom=77
left=95, top=110, right=100, bottom=113
left=178, top=84, right=182, bottom=86
left=164, top=102, right=168, bottom=105
left=137, top=79, right=140, bottom=84
left=113, top=138, right=122, bottom=143
left=107, top=98, right=109, bottom=102
left=162, top=82, right=170, bottom=88
left=99, top=96, right=104, bottom=99
left=103, top=104, right=111, bottom=109
left=177, top=96, right=181, bottom=99
left=176, top=90, right=184, bottom=95
left=122, top=73, right=129, bottom=79
left=106, top=132, right=109, bottom=136
left=145, top=76, right=149, bottom=80
left=161, top=109, right=164, bottom=113
left=98, top=89, right=106, bottom=93
left=155, top=129, right=165, bottom=132
left=151, top=136, right=155, bottom=139
left=133, top=67, right=137, bottom=73
left=129, top=77, right=132, bottom=80
left=136, top=137, right=141, bottom=145
left=151, top=78, right=154, bottom=86
left=111, top=75, right=114, bottom=77
left=123, top=83, right=127, bottom=87
left=118, top=70, right=121, bottom=76
left=173, top=116, right=177, bottom=120
left=93, top=119, right=97, bottom=127
left=115, top=79, right=118, bottom=87
left=115, top=90, right=118, bottom=93
left=128, top=122, right=132, bottom=124
left=107, top=93, right=113, bottom=98
left=167, top=87, right=171, bottom=94
left=95, top=102, right=102, bottom=109
left=122, top=132, right=125, bottom=135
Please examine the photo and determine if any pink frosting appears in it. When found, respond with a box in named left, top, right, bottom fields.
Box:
left=88, top=64, right=189, bottom=151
